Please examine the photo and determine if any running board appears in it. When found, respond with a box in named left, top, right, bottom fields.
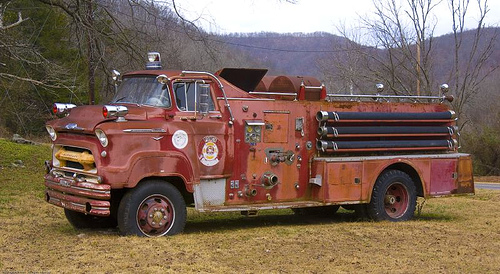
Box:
left=195, top=200, right=362, bottom=213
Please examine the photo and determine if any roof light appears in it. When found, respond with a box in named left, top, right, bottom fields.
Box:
left=146, top=52, right=162, bottom=70
left=53, top=103, right=77, bottom=116
left=103, top=105, right=128, bottom=122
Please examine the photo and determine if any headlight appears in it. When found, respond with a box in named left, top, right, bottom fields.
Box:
left=95, top=129, right=108, bottom=147
left=45, top=126, right=57, bottom=141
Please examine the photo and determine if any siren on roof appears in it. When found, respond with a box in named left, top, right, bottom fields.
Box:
left=146, top=52, right=162, bottom=70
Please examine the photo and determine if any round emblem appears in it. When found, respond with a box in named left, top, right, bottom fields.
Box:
left=198, top=136, right=222, bottom=167
left=172, top=130, right=188, bottom=149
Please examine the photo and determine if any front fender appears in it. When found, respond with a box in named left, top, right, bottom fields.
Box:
left=125, top=151, right=196, bottom=192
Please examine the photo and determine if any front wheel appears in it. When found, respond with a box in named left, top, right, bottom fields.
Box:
left=367, top=170, right=417, bottom=222
left=117, top=180, right=187, bottom=237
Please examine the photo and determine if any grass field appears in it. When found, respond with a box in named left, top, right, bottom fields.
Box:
left=1, top=139, right=499, bottom=273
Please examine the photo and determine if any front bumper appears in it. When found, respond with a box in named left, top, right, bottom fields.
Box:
left=44, top=172, right=111, bottom=216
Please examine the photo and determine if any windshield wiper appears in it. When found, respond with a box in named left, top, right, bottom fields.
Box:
left=114, top=96, right=128, bottom=103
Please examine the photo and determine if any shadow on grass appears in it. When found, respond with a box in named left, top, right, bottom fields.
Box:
left=413, top=213, right=456, bottom=221
left=47, top=210, right=457, bottom=236
left=45, top=221, right=121, bottom=236
left=183, top=210, right=456, bottom=234
left=184, top=211, right=370, bottom=234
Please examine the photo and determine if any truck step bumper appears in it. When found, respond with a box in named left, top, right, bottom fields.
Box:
left=44, top=173, right=111, bottom=216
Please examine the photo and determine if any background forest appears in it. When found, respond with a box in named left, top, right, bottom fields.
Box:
left=0, top=0, right=499, bottom=175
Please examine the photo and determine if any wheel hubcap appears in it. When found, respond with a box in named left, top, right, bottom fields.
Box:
left=137, top=195, right=174, bottom=237
left=384, top=183, right=409, bottom=218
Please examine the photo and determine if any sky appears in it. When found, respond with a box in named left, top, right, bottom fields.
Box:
left=173, top=0, right=500, bottom=36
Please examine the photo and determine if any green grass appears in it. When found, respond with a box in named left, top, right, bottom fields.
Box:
left=1, top=140, right=500, bottom=273
left=0, top=138, right=51, bottom=215
left=0, top=138, right=50, bottom=168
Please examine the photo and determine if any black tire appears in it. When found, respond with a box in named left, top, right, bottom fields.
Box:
left=64, top=209, right=117, bottom=229
left=292, top=205, right=340, bottom=216
left=367, top=170, right=417, bottom=221
left=117, top=180, right=186, bottom=237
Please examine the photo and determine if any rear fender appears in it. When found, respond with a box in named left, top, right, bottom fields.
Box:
left=364, top=159, right=425, bottom=202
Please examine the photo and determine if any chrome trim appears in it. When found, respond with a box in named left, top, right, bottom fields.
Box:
left=64, top=123, right=84, bottom=131
left=245, top=120, right=265, bottom=126
left=53, top=103, right=77, bottom=116
left=182, top=71, right=235, bottom=125
left=217, top=97, right=275, bottom=101
left=69, top=186, right=110, bottom=195
left=263, top=110, right=291, bottom=114
left=303, top=85, right=323, bottom=90
left=92, top=206, right=110, bottom=211
left=326, top=94, right=447, bottom=101
left=50, top=167, right=101, bottom=180
left=249, top=92, right=297, bottom=96
left=123, top=128, right=166, bottom=133
left=314, top=153, right=470, bottom=162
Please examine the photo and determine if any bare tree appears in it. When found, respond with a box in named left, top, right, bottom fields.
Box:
left=326, top=0, right=496, bottom=108
left=360, top=0, right=438, bottom=95
left=447, top=0, right=498, bottom=127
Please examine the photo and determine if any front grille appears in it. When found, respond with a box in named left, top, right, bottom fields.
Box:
left=53, top=145, right=97, bottom=173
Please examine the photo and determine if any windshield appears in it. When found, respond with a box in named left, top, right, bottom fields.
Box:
left=111, top=76, right=171, bottom=108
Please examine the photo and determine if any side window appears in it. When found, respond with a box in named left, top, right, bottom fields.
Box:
left=173, top=81, right=215, bottom=112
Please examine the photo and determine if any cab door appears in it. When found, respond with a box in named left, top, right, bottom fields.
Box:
left=171, top=80, right=230, bottom=208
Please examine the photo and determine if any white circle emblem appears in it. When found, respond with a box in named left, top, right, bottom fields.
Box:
left=172, top=130, right=188, bottom=149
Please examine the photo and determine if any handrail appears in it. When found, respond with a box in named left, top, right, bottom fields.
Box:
left=181, top=71, right=234, bottom=125
left=249, top=92, right=297, bottom=96
left=326, top=93, right=452, bottom=102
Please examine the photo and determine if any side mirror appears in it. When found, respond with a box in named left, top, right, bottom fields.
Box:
left=112, top=70, right=121, bottom=81
left=112, top=70, right=121, bottom=93
left=440, top=84, right=449, bottom=94
left=156, top=74, right=169, bottom=85
left=198, top=84, right=210, bottom=116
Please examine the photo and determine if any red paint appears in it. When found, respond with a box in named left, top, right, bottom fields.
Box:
left=44, top=66, right=474, bottom=220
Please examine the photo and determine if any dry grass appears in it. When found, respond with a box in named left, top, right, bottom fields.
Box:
left=1, top=140, right=500, bottom=273
left=475, top=176, right=500, bottom=183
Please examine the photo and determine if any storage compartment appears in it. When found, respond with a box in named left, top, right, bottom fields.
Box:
left=430, top=159, right=457, bottom=195
left=324, top=162, right=362, bottom=202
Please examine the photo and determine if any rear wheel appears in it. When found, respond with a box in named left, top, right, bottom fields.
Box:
left=64, top=209, right=117, bottom=229
left=367, top=170, right=417, bottom=221
left=117, top=180, right=186, bottom=237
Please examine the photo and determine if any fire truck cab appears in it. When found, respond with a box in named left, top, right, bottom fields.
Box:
left=44, top=52, right=474, bottom=237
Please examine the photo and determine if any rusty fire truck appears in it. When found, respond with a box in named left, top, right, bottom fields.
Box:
left=44, top=52, right=474, bottom=237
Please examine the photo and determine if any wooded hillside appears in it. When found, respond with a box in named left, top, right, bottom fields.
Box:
left=0, top=0, right=498, bottom=174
